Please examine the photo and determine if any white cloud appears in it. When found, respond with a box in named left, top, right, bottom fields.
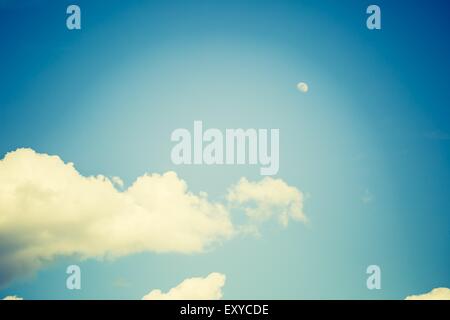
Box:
left=0, top=149, right=233, bottom=287
left=2, top=295, right=23, bottom=300
left=405, top=287, right=450, bottom=300
left=143, top=273, right=226, bottom=300
left=0, top=149, right=306, bottom=288
left=227, top=177, right=307, bottom=226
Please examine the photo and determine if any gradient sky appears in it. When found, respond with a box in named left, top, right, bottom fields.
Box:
left=0, top=0, right=449, bottom=299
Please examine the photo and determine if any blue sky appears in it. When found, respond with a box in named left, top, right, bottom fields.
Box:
left=0, top=0, right=449, bottom=299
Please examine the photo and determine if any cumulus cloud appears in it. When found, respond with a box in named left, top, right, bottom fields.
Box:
left=227, top=177, right=307, bottom=226
left=0, top=148, right=306, bottom=288
left=143, top=273, right=225, bottom=300
left=0, top=149, right=233, bottom=287
left=405, top=287, right=450, bottom=300
left=2, top=295, right=23, bottom=300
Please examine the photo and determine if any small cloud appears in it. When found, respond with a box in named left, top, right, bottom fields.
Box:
left=142, top=273, right=226, bottom=300
left=227, top=177, right=307, bottom=227
left=425, top=131, right=450, bottom=140
left=3, top=295, right=23, bottom=300
left=362, top=189, right=374, bottom=204
left=405, top=287, right=450, bottom=300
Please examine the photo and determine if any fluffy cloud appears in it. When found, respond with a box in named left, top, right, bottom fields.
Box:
left=0, top=148, right=306, bottom=288
left=0, top=149, right=233, bottom=287
left=405, top=287, right=450, bottom=300
left=143, top=273, right=225, bottom=300
left=2, top=295, right=23, bottom=300
left=227, top=177, right=307, bottom=226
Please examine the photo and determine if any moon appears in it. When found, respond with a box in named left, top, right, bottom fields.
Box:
left=297, top=82, right=309, bottom=93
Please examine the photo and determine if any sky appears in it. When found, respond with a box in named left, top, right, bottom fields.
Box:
left=0, top=0, right=449, bottom=300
